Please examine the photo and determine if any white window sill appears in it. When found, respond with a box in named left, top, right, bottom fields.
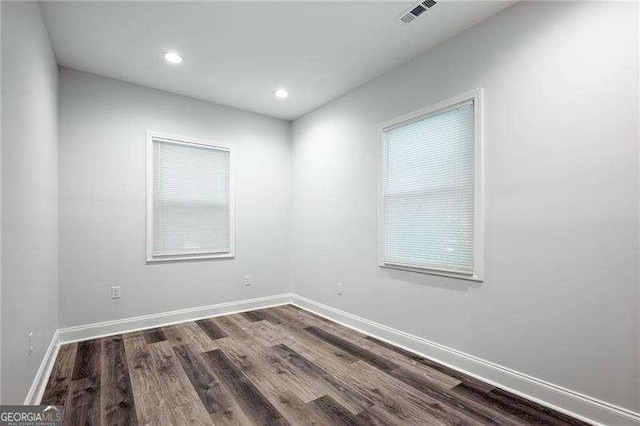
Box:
left=147, top=252, right=235, bottom=263
left=380, top=262, right=483, bottom=282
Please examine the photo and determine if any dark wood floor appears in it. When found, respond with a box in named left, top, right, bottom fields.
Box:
left=42, top=305, right=588, bottom=425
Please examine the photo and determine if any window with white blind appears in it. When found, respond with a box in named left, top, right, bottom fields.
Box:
left=379, top=89, right=484, bottom=281
left=146, top=132, right=234, bottom=262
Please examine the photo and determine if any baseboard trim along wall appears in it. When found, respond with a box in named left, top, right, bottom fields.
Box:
left=25, top=293, right=291, bottom=404
left=290, top=295, right=640, bottom=426
left=26, top=292, right=640, bottom=426
left=24, top=330, right=60, bottom=405
left=57, top=293, right=292, bottom=344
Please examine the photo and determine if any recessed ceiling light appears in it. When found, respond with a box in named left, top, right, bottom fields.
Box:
left=162, top=51, right=184, bottom=64
left=274, top=88, right=288, bottom=99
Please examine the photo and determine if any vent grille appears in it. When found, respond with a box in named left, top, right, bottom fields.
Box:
left=399, top=0, right=437, bottom=24
left=400, top=14, right=415, bottom=24
left=410, top=5, right=426, bottom=16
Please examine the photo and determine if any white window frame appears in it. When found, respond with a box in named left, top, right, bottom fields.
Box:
left=146, top=131, right=235, bottom=263
left=378, top=88, right=484, bottom=281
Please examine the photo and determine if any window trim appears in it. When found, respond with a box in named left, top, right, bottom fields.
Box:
left=378, top=88, right=484, bottom=281
left=146, top=131, right=235, bottom=263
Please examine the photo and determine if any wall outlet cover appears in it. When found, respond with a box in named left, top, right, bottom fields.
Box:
left=111, top=285, right=121, bottom=299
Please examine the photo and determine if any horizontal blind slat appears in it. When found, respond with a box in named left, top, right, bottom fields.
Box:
left=382, top=102, right=475, bottom=273
left=153, top=139, right=231, bottom=256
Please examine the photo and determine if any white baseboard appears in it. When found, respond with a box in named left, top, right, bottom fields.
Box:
left=27, top=293, right=292, bottom=405
left=28, top=292, right=640, bottom=426
left=24, top=330, right=60, bottom=405
left=57, top=293, right=292, bottom=344
left=26, top=293, right=291, bottom=405
left=25, top=293, right=292, bottom=404
left=290, top=294, right=640, bottom=426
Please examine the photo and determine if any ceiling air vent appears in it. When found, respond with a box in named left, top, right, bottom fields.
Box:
left=399, top=0, right=437, bottom=24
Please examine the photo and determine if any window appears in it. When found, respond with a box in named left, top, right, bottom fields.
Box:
left=146, top=132, right=234, bottom=262
left=379, top=89, right=484, bottom=281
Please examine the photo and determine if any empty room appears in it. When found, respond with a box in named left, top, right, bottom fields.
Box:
left=1, top=0, right=638, bottom=424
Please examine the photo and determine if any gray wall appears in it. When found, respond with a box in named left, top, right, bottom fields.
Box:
left=1, top=1, right=59, bottom=404
left=291, top=1, right=639, bottom=412
left=59, top=68, right=291, bottom=328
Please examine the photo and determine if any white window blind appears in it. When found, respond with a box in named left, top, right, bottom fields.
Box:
left=148, top=134, right=233, bottom=261
left=381, top=96, right=481, bottom=278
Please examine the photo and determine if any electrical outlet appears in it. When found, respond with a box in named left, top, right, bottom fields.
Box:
left=244, top=275, right=252, bottom=287
left=111, top=285, right=121, bottom=299
left=28, top=331, right=34, bottom=356
left=336, top=282, right=343, bottom=296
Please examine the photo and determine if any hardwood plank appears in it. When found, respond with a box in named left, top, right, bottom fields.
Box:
left=354, top=405, right=405, bottom=425
left=100, top=335, right=137, bottom=425
left=72, top=339, right=102, bottom=381
left=310, top=395, right=359, bottom=425
left=269, top=390, right=331, bottom=425
left=203, top=349, right=285, bottom=425
left=299, top=320, right=462, bottom=390
left=281, top=307, right=369, bottom=342
left=242, top=320, right=287, bottom=347
left=271, top=324, right=359, bottom=370
left=173, top=344, right=234, bottom=414
left=64, top=377, right=101, bottom=426
left=263, top=306, right=311, bottom=328
left=296, top=319, right=462, bottom=390
left=162, top=323, right=218, bottom=353
left=124, top=335, right=159, bottom=397
left=387, top=366, right=513, bottom=425
left=196, top=318, right=228, bottom=340
left=242, top=308, right=289, bottom=327
left=148, top=341, right=208, bottom=409
left=467, top=386, right=588, bottom=426
left=225, top=313, right=255, bottom=327
left=214, top=337, right=294, bottom=410
left=174, top=401, right=214, bottom=425
left=253, top=341, right=329, bottom=403
left=270, top=343, right=373, bottom=415
left=240, top=310, right=267, bottom=323
left=42, top=342, right=78, bottom=405
left=270, top=418, right=291, bottom=426
left=161, top=324, right=190, bottom=347
left=209, top=405, right=253, bottom=426
left=327, top=360, right=474, bottom=425
left=492, top=388, right=587, bottom=425
left=216, top=335, right=327, bottom=404
left=143, top=328, right=167, bottom=344
left=364, top=335, right=495, bottom=393
left=304, top=326, right=399, bottom=372
left=212, top=316, right=251, bottom=341
left=133, top=391, right=177, bottom=425
left=360, top=345, right=462, bottom=390
left=122, top=330, right=147, bottom=339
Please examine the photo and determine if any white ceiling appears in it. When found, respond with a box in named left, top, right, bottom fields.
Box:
left=42, top=1, right=514, bottom=120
